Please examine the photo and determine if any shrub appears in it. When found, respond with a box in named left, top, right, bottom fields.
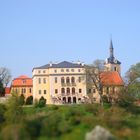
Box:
left=26, top=96, right=33, bottom=105
left=35, top=97, right=46, bottom=108
left=19, top=94, right=25, bottom=105
left=0, top=104, right=6, bottom=124
left=41, top=112, right=62, bottom=137
left=58, top=120, right=72, bottom=134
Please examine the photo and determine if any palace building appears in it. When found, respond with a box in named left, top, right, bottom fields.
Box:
left=32, top=40, right=124, bottom=104
left=32, top=61, right=87, bottom=104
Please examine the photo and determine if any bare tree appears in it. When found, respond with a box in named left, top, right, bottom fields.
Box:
left=0, top=67, right=11, bottom=87
left=0, top=68, right=11, bottom=96
left=86, top=60, right=105, bottom=106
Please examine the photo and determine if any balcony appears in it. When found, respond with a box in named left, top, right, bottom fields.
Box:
left=61, top=82, right=76, bottom=87
left=61, top=92, right=77, bottom=96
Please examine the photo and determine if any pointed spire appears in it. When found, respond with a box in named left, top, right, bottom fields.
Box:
left=110, top=39, right=114, bottom=58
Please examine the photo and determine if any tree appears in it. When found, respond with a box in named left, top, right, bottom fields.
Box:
left=0, top=80, right=5, bottom=97
left=38, top=96, right=46, bottom=107
left=0, top=68, right=11, bottom=87
left=26, top=96, right=33, bottom=105
left=86, top=60, right=105, bottom=106
left=19, top=94, right=25, bottom=105
left=0, top=68, right=11, bottom=97
left=125, top=62, right=140, bottom=99
left=4, top=92, right=24, bottom=123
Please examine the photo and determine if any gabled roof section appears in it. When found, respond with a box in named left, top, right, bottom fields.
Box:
left=11, top=75, right=33, bottom=87
left=34, top=61, right=84, bottom=69
left=100, top=71, right=124, bottom=86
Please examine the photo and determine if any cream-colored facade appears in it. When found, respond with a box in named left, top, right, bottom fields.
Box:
left=33, top=61, right=87, bottom=104
left=10, top=75, right=33, bottom=99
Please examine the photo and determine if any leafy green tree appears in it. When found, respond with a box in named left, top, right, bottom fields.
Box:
left=19, top=94, right=25, bottom=105
left=125, top=62, right=140, bottom=99
left=4, top=92, right=24, bottom=123
left=26, top=96, right=33, bottom=105
left=37, top=96, right=46, bottom=108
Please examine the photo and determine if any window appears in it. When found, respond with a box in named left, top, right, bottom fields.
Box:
left=29, top=88, right=32, bottom=93
left=78, top=77, right=81, bottom=83
left=15, top=88, right=18, bottom=93
left=43, top=78, right=46, bottom=84
left=54, top=70, right=57, bottom=73
left=61, top=88, right=65, bottom=93
left=66, top=77, right=70, bottom=84
left=61, top=69, right=64, bottom=72
left=44, top=90, right=47, bottom=94
left=43, top=70, right=46, bottom=73
left=39, top=90, right=41, bottom=94
left=71, top=77, right=75, bottom=83
left=72, top=88, right=75, bottom=94
left=106, top=87, right=109, bottom=94
left=38, top=78, right=41, bottom=84
left=38, top=70, right=41, bottom=74
left=78, top=69, right=81, bottom=72
left=22, top=88, right=26, bottom=93
left=93, top=89, right=96, bottom=93
left=61, top=77, right=65, bottom=84
left=21, top=88, right=24, bottom=94
left=22, top=80, right=26, bottom=84
left=112, top=87, right=115, bottom=93
left=71, top=69, right=74, bottom=72
left=55, top=77, right=57, bottom=83
left=88, top=89, right=92, bottom=93
left=114, top=67, right=117, bottom=71
left=79, top=89, right=82, bottom=93
left=55, top=89, right=58, bottom=94
left=66, top=69, right=69, bottom=72
left=67, top=88, right=70, bottom=93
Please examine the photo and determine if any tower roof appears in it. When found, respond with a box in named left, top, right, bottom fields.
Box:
left=106, top=39, right=121, bottom=65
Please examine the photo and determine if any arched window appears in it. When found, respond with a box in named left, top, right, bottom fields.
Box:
left=67, top=88, right=70, bottom=93
left=106, top=87, right=109, bottom=94
left=71, top=77, right=75, bottom=83
left=72, top=87, right=75, bottom=93
left=61, top=77, right=65, bottom=84
left=66, top=77, right=70, bottom=84
left=61, top=88, right=65, bottom=93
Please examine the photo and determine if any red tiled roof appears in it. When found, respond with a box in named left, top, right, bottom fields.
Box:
left=11, top=75, right=33, bottom=87
left=100, top=71, right=124, bottom=86
left=5, top=87, right=11, bottom=94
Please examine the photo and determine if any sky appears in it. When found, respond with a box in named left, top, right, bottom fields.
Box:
left=0, top=0, right=140, bottom=79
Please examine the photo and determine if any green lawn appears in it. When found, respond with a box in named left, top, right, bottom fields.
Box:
left=21, top=104, right=140, bottom=140
left=1, top=103, right=140, bottom=140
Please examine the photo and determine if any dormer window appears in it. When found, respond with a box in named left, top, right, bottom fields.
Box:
left=23, top=80, right=26, bottom=84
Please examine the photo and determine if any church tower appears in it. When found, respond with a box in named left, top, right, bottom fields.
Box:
left=104, top=39, right=121, bottom=74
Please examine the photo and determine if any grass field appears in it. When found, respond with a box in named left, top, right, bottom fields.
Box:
left=20, top=104, right=140, bottom=140
left=1, top=103, right=140, bottom=140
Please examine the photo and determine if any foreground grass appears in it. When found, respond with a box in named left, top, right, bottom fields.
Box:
left=22, top=104, right=140, bottom=140
left=1, top=104, right=140, bottom=140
